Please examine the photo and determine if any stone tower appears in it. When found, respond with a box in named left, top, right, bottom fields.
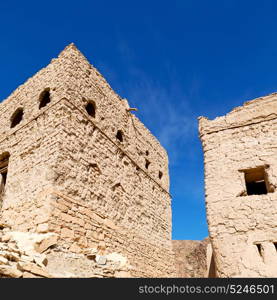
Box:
left=0, top=44, right=175, bottom=277
left=199, top=94, right=277, bottom=277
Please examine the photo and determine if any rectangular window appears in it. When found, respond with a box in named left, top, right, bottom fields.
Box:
left=243, top=166, right=271, bottom=196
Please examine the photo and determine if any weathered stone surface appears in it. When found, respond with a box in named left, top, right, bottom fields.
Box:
left=2, top=251, right=20, bottom=262
left=0, top=256, right=8, bottom=264
left=34, top=234, right=58, bottom=254
left=22, top=271, right=40, bottom=278
left=0, top=265, right=22, bottom=278
left=96, top=255, right=107, bottom=265
left=17, top=262, right=51, bottom=278
left=199, top=94, right=277, bottom=277
left=0, top=43, right=176, bottom=277
left=1, top=233, right=11, bottom=242
left=172, top=239, right=210, bottom=278
left=36, top=223, right=49, bottom=234
left=0, top=223, right=10, bottom=230
left=33, top=254, right=48, bottom=267
left=45, top=251, right=131, bottom=278
left=0, top=230, right=55, bottom=277
left=21, top=255, right=34, bottom=263
left=114, top=271, right=131, bottom=278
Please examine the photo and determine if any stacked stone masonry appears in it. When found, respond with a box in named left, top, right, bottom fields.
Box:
left=0, top=44, right=176, bottom=277
left=2, top=42, right=275, bottom=278
left=199, top=94, right=277, bottom=277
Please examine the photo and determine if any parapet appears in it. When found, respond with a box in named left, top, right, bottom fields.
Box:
left=199, top=93, right=277, bottom=136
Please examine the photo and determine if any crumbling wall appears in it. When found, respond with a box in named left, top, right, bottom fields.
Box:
left=199, top=94, right=277, bottom=277
left=53, top=100, right=172, bottom=246
left=0, top=43, right=79, bottom=231
left=55, top=44, right=169, bottom=191
left=0, top=100, right=63, bottom=231
left=0, top=224, right=130, bottom=278
left=46, top=192, right=174, bottom=277
left=0, top=44, right=176, bottom=277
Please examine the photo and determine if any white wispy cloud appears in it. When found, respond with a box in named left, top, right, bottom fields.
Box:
left=126, top=76, right=198, bottom=163
left=98, top=40, right=200, bottom=165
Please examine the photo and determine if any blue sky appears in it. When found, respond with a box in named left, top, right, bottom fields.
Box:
left=1, top=1, right=277, bottom=240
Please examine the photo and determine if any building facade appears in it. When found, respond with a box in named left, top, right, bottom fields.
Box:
left=0, top=44, right=176, bottom=277
left=199, top=95, right=277, bottom=277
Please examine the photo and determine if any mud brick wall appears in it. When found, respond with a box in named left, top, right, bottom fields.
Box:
left=0, top=117, right=58, bottom=231
left=46, top=97, right=175, bottom=276
left=199, top=94, right=277, bottom=277
left=54, top=44, right=169, bottom=191
left=47, top=192, right=175, bottom=277
left=53, top=100, right=172, bottom=245
left=0, top=44, right=176, bottom=277
left=0, top=42, right=87, bottom=230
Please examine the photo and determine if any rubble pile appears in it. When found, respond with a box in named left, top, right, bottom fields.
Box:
left=0, top=223, right=54, bottom=278
left=0, top=223, right=131, bottom=278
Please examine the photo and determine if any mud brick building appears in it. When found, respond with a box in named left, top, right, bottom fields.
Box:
left=0, top=44, right=176, bottom=277
left=1, top=43, right=276, bottom=278
left=199, top=95, right=277, bottom=277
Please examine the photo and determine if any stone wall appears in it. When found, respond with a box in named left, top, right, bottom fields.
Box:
left=55, top=44, right=170, bottom=191
left=199, top=94, right=277, bottom=277
left=0, top=100, right=62, bottom=231
left=53, top=100, right=172, bottom=247
left=0, top=44, right=176, bottom=277
left=47, top=191, right=174, bottom=277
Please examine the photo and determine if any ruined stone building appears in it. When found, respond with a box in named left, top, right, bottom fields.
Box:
left=0, top=43, right=276, bottom=278
left=0, top=44, right=176, bottom=277
left=199, top=95, right=277, bottom=277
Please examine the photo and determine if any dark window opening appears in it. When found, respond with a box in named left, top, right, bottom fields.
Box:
left=10, top=108, right=23, bottom=128
left=274, top=242, right=277, bottom=252
left=116, top=130, right=123, bottom=142
left=208, top=253, right=217, bottom=278
left=0, top=153, right=9, bottom=210
left=39, top=89, right=51, bottom=109
left=243, top=167, right=270, bottom=196
left=159, top=171, right=163, bottom=179
left=145, top=159, right=150, bottom=169
left=247, top=181, right=267, bottom=195
left=1, top=171, right=7, bottom=186
left=85, top=101, right=96, bottom=118
left=255, top=243, right=262, bottom=257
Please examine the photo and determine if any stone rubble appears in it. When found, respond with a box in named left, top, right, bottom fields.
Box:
left=0, top=226, right=52, bottom=278
left=0, top=225, right=132, bottom=278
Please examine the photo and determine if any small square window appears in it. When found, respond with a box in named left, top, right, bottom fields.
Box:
left=243, top=166, right=270, bottom=196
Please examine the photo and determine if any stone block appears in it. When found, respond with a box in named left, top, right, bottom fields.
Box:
left=34, top=234, right=58, bottom=253
left=96, top=255, right=107, bottom=265
left=0, top=265, right=23, bottom=278
left=17, top=262, right=51, bottom=278
left=36, top=223, right=49, bottom=233
left=0, top=255, right=8, bottom=264
left=60, top=227, right=74, bottom=239
left=1, top=233, right=11, bottom=242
